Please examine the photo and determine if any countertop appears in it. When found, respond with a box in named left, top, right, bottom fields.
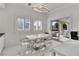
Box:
left=0, top=33, right=5, bottom=37
left=53, top=43, right=79, bottom=56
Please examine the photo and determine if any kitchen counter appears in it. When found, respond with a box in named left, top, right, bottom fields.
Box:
left=0, top=33, right=5, bottom=37
left=53, top=43, right=79, bottom=56
left=0, top=33, right=5, bottom=54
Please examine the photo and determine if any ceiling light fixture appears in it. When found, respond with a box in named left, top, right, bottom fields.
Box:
left=32, top=3, right=49, bottom=13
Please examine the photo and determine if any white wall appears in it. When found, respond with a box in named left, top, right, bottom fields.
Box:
left=0, top=4, right=48, bottom=48
left=47, top=4, right=79, bottom=32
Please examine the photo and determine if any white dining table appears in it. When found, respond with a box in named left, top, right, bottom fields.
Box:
left=26, top=34, right=52, bottom=40
left=20, top=34, right=54, bottom=56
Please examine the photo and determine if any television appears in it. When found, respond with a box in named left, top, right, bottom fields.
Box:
left=71, top=31, right=78, bottom=40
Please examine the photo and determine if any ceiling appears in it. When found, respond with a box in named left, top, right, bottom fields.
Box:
left=0, top=3, right=78, bottom=14
left=25, top=3, right=67, bottom=13
left=43, top=3, right=66, bottom=11
left=20, top=3, right=78, bottom=14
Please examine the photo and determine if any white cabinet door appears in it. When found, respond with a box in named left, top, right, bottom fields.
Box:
left=0, top=35, right=5, bottom=53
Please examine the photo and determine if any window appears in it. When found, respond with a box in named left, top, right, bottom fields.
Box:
left=33, top=20, right=42, bottom=31
left=51, top=20, right=59, bottom=31
left=16, top=17, right=30, bottom=31
left=62, top=23, right=67, bottom=30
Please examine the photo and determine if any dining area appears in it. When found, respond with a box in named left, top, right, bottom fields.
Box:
left=19, top=33, right=55, bottom=56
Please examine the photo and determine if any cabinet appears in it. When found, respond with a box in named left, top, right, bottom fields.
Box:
left=0, top=34, right=5, bottom=53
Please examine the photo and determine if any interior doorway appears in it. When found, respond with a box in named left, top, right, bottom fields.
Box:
left=49, top=16, right=71, bottom=41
